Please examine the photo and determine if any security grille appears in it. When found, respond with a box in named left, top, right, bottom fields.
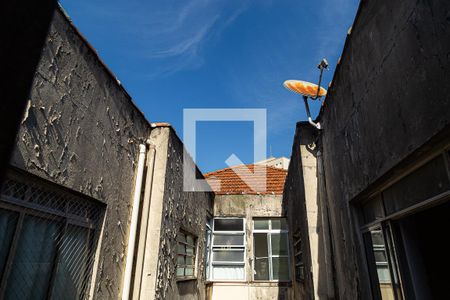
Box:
left=0, top=170, right=105, bottom=300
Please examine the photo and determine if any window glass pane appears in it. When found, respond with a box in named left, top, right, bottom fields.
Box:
left=376, top=265, right=391, bottom=283
left=383, top=155, right=450, bottom=215
left=254, top=233, right=268, bottom=257
left=177, top=243, right=186, bottom=254
left=374, top=249, right=388, bottom=262
left=186, top=256, right=194, bottom=265
left=271, top=218, right=287, bottom=230
left=5, top=215, right=61, bottom=300
left=52, top=225, right=91, bottom=299
left=272, top=257, right=289, bottom=281
left=212, top=250, right=244, bottom=262
left=178, top=233, right=186, bottom=243
left=0, top=209, right=19, bottom=276
left=213, top=234, right=244, bottom=246
left=254, top=257, right=270, bottom=280
left=214, top=219, right=243, bottom=231
left=212, top=266, right=244, bottom=280
left=177, top=232, right=196, bottom=278
left=254, top=219, right=269, bottom=230
left=177, top=255, right=185, bottom=265
left=371, top=231, right=385, bottom=245
left=271, top=233, right=288, bottom=256
left=369, top=229, right=396, bottom=300
left=177, top=267, right=185, bottom=277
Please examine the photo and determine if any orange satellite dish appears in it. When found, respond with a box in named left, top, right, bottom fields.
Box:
left=283, top=80, right=327, bottom=98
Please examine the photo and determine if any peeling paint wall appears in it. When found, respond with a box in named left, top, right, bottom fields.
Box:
left=152, top=128, right=214, bottom=300
left=291, top=0, right=450, bottom=299
left=9, top=8, right=151, bottom=299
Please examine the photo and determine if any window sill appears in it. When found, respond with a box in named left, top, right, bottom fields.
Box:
left=176, top=277, right=197, bottom=282
left=206, top=280, right=292, bottom=286
left=206, top=280, right=246, bottom=283
left=251, top=280, right=292, bottom=286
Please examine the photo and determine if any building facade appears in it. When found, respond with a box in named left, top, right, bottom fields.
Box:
left=204, top=165, right=293, bottom=300
left=255, top=157, right=290, bottom=170
left=283, top=0, right=450, bottom=299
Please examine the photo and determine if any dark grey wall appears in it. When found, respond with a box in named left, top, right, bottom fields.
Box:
left=9, top=7, right=151, bottom=299
left=154, top=130, right=214, bottom=300
left=317, top=0, right=450, bottom=298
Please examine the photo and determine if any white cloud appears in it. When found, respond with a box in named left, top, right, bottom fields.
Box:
left=63, top=0, right=250, bottom=78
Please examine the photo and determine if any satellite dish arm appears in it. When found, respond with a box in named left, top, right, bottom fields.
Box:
left=311, top=59, right=328, bottom=100
left=312, top=68, right=324, bottom=100
left=303, top=96, right=321, bottom=130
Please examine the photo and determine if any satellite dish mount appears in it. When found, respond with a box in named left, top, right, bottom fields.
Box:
left=283, top=59, right=329, bottom=130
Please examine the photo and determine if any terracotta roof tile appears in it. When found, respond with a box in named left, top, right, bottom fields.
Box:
left=204, top=164, right=287, bottom=195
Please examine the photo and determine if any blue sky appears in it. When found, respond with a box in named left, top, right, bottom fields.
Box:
left=60, top=0, right=359, bottom=173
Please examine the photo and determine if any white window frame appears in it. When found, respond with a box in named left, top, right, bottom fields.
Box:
left=208, top=217, right=246, bottom=281
left=252, top=218, right=291, bottom=282
left=204, top=218, right=212, bottom=280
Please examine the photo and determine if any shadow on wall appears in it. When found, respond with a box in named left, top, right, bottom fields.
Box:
left=280, top=122, right=335, bottom=300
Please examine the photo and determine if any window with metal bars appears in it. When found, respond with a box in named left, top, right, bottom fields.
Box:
left=0, top=170, right=105, bottom=300
left=293, top=230, right=305, bottom=282
left=176, top=231, right=197, bottom=280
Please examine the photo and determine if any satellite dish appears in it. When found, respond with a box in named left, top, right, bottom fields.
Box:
left=283, top=59, right=329, bottom=130
left=283, top=80, right=327, bottom=98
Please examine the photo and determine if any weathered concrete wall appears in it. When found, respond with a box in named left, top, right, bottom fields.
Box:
left=282, top=123, right=322, bottom=300
left=9, top=7, right=151, bottom=299
left=148, top=127, right=214, bottom=300
left=213, top=194, right=292, bottom=300
left=315, top=0, right=450, bottom=298
left=214, top=194, right=283, bottom=218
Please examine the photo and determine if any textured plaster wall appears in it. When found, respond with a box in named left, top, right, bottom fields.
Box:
left=9, top=8, right=151, bottom=299
left=154, top=129, right=214, bottom=300
left=316, top=0, right=450, bottom=298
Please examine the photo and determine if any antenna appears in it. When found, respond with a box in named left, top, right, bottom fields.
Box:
left=283, top=58, right=329, bottom=130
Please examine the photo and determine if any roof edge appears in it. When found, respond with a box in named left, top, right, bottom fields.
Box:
left=57, top=4, right=149, bottom=125
left=316, top=0, right=366, bottom=122
left=204, top=164, right=288, bottom=177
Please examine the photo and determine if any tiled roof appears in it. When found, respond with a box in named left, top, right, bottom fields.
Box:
left=204, top=164, right=287, bottom=195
